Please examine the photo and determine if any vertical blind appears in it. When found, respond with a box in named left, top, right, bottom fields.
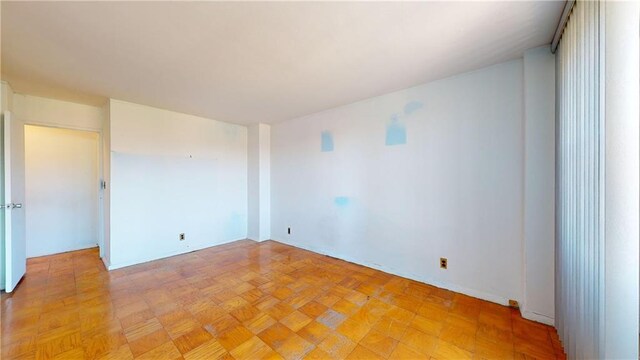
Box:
left=555, top=0, right=605, bottom=358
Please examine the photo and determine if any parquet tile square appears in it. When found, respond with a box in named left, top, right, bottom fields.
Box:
left=359, top=330, right=398, bottom=358
left=336, top=318, right=371, bottom=343
left=35, top=331, right=82, bottom=359
left=280, top=310, right=312, bottom=332
left=229, top=336, right=274, bottom=360
left=95, top=344, right=134, bottom=360
left=245, top=313, right=278, bottom=334
left=163, top=316, right=201, bottom=339
left=372, top=316, right=409, bottom=340
left=134, top=341, right=182, bottom=360
left=433, top=339, right=473, bottom=360
left=1, top=241, right=565, bottom=360
left=475, top=337, right=515, bottom=360
left=316, top=309, right=346, bottom=330
left=303, top=347, right=334, bottom=360
left=388, top=342, right=429, bottom=360
left=81, top=329, right=127, bottom=359
left=230, top=304, right=261, bottom=323
left=52, top=347, right=85, bottom=359
left=399, top=326, right=438, bottom=356
left=275, top=334, right=315, bottom=360
left=126, top=328, right=170, bottom=357
left=318, top=333, right=357, bottom=359
left=409, top=314, right=443, bottom=336
left=173, top=327, right=214, bottom=354
left=346, top=345, right=385, bottom=360
left=439, top=322, right=476, bottom=353
left=298, top=301, right=327, bottom=319
left=215, top=324, right=254, bottom=351
left=297, top=321, right=332, bottom=345
left=182, top=339, right=228, bottom=360
left=258, top=322, right=295, bottom=349
left=204, top=314, right=240, bottom=337
left=331, top=299, right=359, bottom=316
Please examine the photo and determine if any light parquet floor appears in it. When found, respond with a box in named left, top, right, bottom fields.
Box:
left=1, top=240, right=566, bottom=359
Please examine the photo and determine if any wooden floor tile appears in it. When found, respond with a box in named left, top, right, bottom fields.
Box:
left=303, top=347, right=334, bottom=360
left=372, top=316, right=409, bottom=340
left=126, top=329, right=170, bottom=357
left=399, top=326, right=438, bottom=356
left=215, top=324, right=254, bottom=351
left=346, top=345, right=385, bottom=360
left=275, top=334, right=315, bottom=360
left=297, top=321, right=332, bottom=345
left=280, top=310, right=312, bottom=332
left=245, top=313, right=278, bottom=335
left=1, top=242, right=565, bottom=360
left=298, top=301, right=327, bottom=319
left=336, top=318, right=371, bottom=343
left=258, top=322, right=295, bottom=349
left=439, top=322, right=476, bottom=352
left=173, top=326, right=214, bottom=354
left=388, top=342, right=429, bottom=360
left=434, top=340, right=472, bottom=360
left=359, top=329, right=399, bottom=358
left=318, top=333, right=357, bottom=359
left=183, top=339, right=228, bottom=360
left=134, top=341, right=181, bottom=360
left=229, top=336, right=274, bottom=360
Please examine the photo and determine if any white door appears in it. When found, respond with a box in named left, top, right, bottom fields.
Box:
left=4, top=111, right=26, bottom=292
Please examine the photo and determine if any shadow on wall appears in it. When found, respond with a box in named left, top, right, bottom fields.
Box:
left=316, top=196, right=421, bottom=272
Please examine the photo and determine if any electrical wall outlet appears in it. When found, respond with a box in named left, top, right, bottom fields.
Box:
left=179, top=233, right=185, bottom=241
left=440, top=257, right=448, bottom=269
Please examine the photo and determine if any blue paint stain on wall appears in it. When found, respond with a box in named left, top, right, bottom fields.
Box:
left=334, top=196, right=349, bottom=207
left=386, top=116, right=407, bottom=146
left=404, top=101, right=424, bottom=115
left=224, top=212, right=245, bottom=239
left=321, top=131, right=334, bottom=152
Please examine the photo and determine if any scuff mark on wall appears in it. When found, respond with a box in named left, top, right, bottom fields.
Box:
left=321, top=131, right=334, bottom=152
left=225, top=212, right=246, bottom=240
left=385, top=115, right=407, bottom=146
left=334, top=196, right=349, bottom=207
left=404, top=100, right=424, bottom=115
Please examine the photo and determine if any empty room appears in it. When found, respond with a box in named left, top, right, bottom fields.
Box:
left=1, top=1, right=638, bottom=359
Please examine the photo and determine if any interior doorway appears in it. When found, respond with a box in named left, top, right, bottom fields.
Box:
left=24, top=125, right=100, bottom=258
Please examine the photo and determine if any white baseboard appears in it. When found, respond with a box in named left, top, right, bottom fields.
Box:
left=101, top=256, right=110, bottom=270
left=272, top=237, right=512, bottom=307
left=522, top=309, right=555, bottom=326
left=107, top=238, right=246, bottom=270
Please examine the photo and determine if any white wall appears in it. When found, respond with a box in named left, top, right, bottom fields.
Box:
left=522, top=46, right=555, bottom=325
left=248, top=125, right=260, bottom=239
left=108, top=99, right=248, bottom=269
left=272, top=60, right=526, bottom=305
left=258, top=125, right=271, bottom=241
left=25, top=125, right=99, bottom=257
left=12, top=94, right=103, bottom=131
left=248, top=123, right=271, bottom=241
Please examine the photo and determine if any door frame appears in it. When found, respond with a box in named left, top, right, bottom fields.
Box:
left=22, top=121, right=106, bottom=260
